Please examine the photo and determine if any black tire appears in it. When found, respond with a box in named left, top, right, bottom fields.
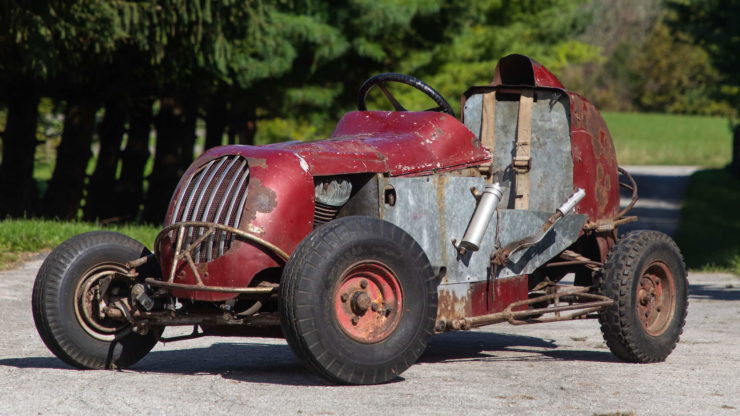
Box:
left=596, top=230, right=688, bottom=363
left=280, top=216, right=437, bottom=384
left=32, top=231, right=159, bottom=369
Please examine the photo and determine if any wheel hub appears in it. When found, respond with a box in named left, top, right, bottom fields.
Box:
left=334, top=261, right=403, bottom=343
left=74, top=264, right=133, bottom=341
left=636, top=261, right=676, bottom=336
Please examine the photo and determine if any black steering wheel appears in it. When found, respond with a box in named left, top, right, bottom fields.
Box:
left=357, top=73, right=455, bottom=117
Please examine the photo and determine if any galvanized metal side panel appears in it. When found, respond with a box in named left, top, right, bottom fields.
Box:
left=382, top=176, right=445, bottom=267
left=463, top=90, right=574, bottom=212
left=493, top=210, right=586, bottom=278
left=383, top=176, right=587, bottom=283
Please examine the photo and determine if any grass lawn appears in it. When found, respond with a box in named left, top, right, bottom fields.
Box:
left=674, top=169, right=740, bottom=275
left=0, top=219, right=159, bottom=269
left=603, top=112, right=733, bottom=167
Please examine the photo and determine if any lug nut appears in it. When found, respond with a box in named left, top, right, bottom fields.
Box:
left=351, top=315, right=359, bottom=325
left=371, top=302, right=379, bottom=312
left=341, top=293, right=349, bottom=302
left=360, top=279, right=368, bottom=289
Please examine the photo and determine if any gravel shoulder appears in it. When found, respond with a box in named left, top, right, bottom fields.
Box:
left=1, top=258, right=738, bottom=416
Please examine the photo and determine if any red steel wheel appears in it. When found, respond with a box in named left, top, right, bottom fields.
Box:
left=333, top=261, right=403, bottom=343
left=597, top=230, right=688, bottom=363
left=636, top=261, right=676, bottom=336
left=280, top=216, right=437, bottom=384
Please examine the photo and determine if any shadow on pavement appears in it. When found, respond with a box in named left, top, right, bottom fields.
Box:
left=628, top=173, right=692, bottom=206
left=420, top=331, right=617, bottom=364
left=0, top=331, right=620, bottom=385
left=690, top=284, right=740, bottom=301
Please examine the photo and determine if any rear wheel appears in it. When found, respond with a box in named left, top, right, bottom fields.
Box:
left=32, top=231, right=160, bottom=369
left=597, top=230, right=688, bottom=362
left=280, top=216, right=437, bottom=384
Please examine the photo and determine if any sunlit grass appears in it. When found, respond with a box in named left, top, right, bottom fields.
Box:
left=0, top=219, right=159, bottom=269
left=604, top=112, right=733, bottom=167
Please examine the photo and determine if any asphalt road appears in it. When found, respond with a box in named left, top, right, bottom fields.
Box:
left=1, top=257, right=739, bottom=416
left=618, top=165, right=699, bottom=236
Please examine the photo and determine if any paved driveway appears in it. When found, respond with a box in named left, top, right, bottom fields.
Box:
left=1, top=258, right=738, bottom=415
left=619, top=165, right=700, bottom=236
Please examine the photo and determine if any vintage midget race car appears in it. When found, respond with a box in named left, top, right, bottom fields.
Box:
left=32, top=54, right=688, bottom=384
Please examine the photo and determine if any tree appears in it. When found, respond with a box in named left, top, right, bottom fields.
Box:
left=669, top=0, right=740, bottom=111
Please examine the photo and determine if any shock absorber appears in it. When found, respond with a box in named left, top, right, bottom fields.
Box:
left=454, top=182, right=504, bottom=254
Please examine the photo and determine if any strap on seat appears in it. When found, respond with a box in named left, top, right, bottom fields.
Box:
left=514, top=89, right=534, bottom=209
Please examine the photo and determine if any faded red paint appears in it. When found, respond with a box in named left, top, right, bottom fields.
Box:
left=159, top=147, right=315, bottom=301
left=470, top=276, right=529, bottom=317
left=269, top=111, right=489, bottom=176
left=568, top=92, right=620, bottom=221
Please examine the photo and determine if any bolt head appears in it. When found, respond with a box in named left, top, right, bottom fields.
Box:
left=371, top=302, right=379, bottom=312
left=360, top=279, right=368, bottom=289
left=341, top=293, right=349, bottom=302
left=351, top=315, right=359, bottom=325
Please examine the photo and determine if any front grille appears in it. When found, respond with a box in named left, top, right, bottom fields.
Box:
left=167, top=155, right=250, bottom=262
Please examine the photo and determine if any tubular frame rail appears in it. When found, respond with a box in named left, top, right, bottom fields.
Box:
left=146, top=221, right=290, bottom=294
left=451, top=286, right=614, bottom=330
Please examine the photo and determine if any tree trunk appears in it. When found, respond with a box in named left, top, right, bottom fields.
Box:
left=84, top=99, right=128, bottom=221
left=43, top=99, right=98, bottom=219
left=205, top=99, right=227, bottom=149
left=117, top=98, right=153, bottom=221
left=0, top=85, right=40, bottom=218
left=228, top=104, right=257, bottom=145
left=142, top=97, right=197, bottom=224
left=731, top=125, right=740, bottom=178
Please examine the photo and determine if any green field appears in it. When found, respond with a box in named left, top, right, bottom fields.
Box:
left=603, top=112, right=733, bottom=167
left=0, top=220, right=158, bottom=269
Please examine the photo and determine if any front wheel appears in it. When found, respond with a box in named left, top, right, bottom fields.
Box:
left=597, top=230, right=688, bottom=363
left=280, top=216, right=438, bottom=384
left=32, top=231, right=160, bottom=369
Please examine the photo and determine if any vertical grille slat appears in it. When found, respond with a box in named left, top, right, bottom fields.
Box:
left=220, top=167, right=250, bottom=255
left=212, top=159, right=248, bottom=258
left=165, top=155, right=249, bottom=263
left=180, top=160, right=216, bottom=223
left=201, top=157, right=240, bottom=262
left=189, top=157, right=227, bottom=260
left=232, top=169, right=250, bottom=228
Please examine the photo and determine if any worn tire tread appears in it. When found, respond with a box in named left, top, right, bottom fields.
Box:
left=279, top=216, right=437, bottom=384
left=32, top=231, right=158, bottom=369
left=596, top=230, right=688, bottom=363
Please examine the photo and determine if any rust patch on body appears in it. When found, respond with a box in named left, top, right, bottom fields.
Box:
left=246, top=157, right=268, bottom=169
left=242, top=177, right=277, bottom=223
left=436, top=288, right=470, bottom=325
